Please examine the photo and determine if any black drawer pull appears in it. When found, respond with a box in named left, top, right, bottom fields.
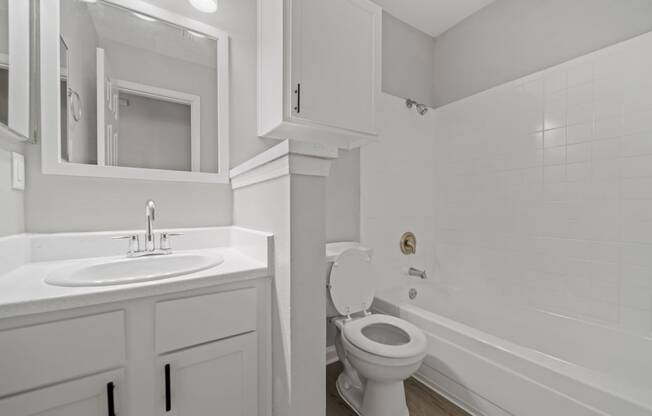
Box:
left=165, top=364, right=172, bottom=412
left=107, top=382, right=116, bottom=416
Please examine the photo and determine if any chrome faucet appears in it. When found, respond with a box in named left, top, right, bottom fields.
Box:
left=408, top=267, right=427, bottom=279
left=145, top=200, right=156, bottom=251
left=113, top=200, right=183, bottom=257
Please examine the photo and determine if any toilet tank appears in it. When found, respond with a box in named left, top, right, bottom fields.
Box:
left=325, top=242, right=374, bottom=318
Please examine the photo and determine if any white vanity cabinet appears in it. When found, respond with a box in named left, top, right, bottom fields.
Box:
left=0, top=370, right=125, bottom=416
left=157, top=333, right=257, bottom=416
left=258, top=0, right=382, bottom=149
left=153, top=288, right=260, bottom=415
left=0, top=280, right=270, bottom=416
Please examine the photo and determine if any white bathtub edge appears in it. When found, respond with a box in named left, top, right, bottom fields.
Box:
left=374, top=296, right=652, bottom=416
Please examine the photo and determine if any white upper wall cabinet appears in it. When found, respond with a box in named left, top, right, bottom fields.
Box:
left=258, top=0, right=381, bottom=149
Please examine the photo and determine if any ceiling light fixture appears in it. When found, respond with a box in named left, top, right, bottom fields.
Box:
left=133, top=12, right=157, bottom=22
left=188, top=0, right=217, bottom=13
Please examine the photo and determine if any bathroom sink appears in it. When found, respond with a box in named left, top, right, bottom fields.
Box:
left=45, top=253, right=224, bottom=287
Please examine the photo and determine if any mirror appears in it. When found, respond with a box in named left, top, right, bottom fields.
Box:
left=40, top=0, right=230, bottom=183
left=0, top=0, right=31, bottom=139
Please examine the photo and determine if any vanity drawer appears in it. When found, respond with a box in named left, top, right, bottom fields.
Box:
left=0, top=311, right=126, bottom=397
left=155, top=288, right=257, bottom=354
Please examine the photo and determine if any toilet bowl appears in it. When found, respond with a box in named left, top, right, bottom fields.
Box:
left=326, top=242, right=427, bottom=416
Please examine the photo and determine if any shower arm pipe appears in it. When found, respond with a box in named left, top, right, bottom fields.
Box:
left=405, top=98, right=429, bottom=115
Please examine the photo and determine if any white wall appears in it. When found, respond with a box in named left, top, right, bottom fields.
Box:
left=382, top=12, right=435, bottom=107
left=325, top=149, right=360, bottom=242
left=0, top=133, right=24, bottom=236
left=433, top=31, right=652, bottom=336
left=432, top=0, right=652, bottom=107
left=361, top=93, right=436, bottom=291
left=24, top=0, right=265, bottom=233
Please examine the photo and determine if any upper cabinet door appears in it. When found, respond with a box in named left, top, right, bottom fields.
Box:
left=258, top=0, right=381, bottom=149
left=291, top=0, right=381, bottom=135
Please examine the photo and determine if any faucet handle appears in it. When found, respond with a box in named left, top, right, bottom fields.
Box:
left=113, top=235, right=140, bottom=255
left=160, top=232, right=183, bottom=251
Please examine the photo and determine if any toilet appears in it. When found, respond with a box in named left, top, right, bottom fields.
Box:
left=326, top=242, right=427, bottom=416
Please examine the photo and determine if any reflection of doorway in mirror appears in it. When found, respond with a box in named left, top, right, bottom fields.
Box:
left=96, top=47, right=118, bottom=166
left=109, top=79, right=200, bottom=172
left=59, top=36, right=71, bottom=161
left=47, top=0, right=228, bottom=181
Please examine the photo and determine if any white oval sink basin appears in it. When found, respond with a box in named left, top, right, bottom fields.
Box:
left=45, top=253, right=224, bottom=287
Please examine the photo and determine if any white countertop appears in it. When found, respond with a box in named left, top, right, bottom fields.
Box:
left=0, top=227, right=273, bottom=320
left=0, top=248, right=268, bottom=320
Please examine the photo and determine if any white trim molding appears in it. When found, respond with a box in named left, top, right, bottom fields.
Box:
left=229, top=140, right=339, bottom=190
left=326, top=345, right=339, bottom=365
left=39, top=0, right=230, bottom=184
left=8, top=0, right=30, bottom=138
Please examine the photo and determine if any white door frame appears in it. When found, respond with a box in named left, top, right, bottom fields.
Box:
left=113, top=79, right=202, bottom=172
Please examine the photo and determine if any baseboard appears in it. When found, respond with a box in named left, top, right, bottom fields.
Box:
left=414, top=363, right=512, bottom=416
left=326, top=345, right=339, bottom=365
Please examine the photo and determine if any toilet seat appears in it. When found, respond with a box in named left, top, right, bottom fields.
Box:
left=328, top=248, right=375, bottom=316
left=342, top=314, right=427, bottom=359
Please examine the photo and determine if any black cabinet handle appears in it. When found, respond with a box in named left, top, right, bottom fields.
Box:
left=165, top=364, right=171, bottom=412
left=294, top=83, right=301, bottom=113
left=107, top=382, right=116, bottom=416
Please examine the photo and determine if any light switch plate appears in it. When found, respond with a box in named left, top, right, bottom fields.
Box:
left=11, top=152, right=25, bottom=190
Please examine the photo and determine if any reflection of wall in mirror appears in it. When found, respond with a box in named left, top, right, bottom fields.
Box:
left=0, top=69, right=7, bottom=125
left=0, top=0, right=8, bottom=55
left=0, top=0, right=8, bottom=126
left=118, top=92, right=191, bottom=172
left=99, top=39, right=218, bottom=173
left=61, top=0, right=99, bottom=164
left=60, top=79, right=68, bottom=160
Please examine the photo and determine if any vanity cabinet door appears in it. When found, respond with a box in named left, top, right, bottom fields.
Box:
left=291, top=0, right=381, bottom=136
left=0, top=369, right=123, bottom=416
left=158, top=332, right=258, bottom=416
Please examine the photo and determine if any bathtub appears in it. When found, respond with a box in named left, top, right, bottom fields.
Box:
left=373, top=283, right=652, bottom=416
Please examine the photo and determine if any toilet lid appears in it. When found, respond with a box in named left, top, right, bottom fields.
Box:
left=343, top=314, right=427, bottom=359
left=329, top=248, right=374, bottom=315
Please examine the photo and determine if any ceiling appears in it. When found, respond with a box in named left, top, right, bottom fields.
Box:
left=371, top=0, right=495, bottom=37
left=84, top=2, right=216, bottom=69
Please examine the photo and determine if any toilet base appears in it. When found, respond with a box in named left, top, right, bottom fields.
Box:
left=336, top=372, right=409, bottom=416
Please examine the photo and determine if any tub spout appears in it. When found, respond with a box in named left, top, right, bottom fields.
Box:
left=408, top=267, right=427, bottom=279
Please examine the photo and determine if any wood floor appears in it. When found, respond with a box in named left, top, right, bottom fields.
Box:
left=326, top=362, right=471, bottom=416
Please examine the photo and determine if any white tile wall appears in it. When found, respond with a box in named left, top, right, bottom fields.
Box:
left=433, top=31, right=652, bottom=336
left=361, top=94, right=437, bottom=291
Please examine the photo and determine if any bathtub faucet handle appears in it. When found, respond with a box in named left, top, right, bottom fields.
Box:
left=408, top=267, right=427, bottom=280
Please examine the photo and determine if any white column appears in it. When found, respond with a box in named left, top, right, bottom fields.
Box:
left=231, top=140, right=338, bottom=416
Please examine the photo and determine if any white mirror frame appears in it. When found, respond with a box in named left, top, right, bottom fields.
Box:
left=39, top=0, right=230, bottom=183
left=1, top=0, right=31, bottom=141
